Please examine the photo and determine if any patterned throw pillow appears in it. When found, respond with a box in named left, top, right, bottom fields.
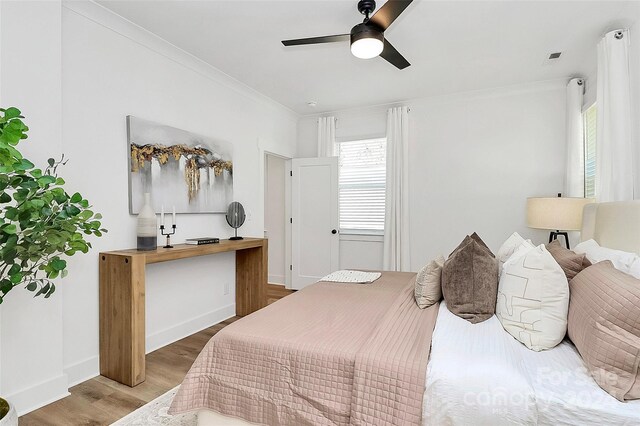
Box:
left=414, top=255, right=445, bottom=309
left=496, top=244, right=569, bottom=351
left=442, top=233, right=498, bottom=324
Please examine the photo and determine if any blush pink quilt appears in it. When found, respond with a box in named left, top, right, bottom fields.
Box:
left=169, top=272, right=439, bottom=425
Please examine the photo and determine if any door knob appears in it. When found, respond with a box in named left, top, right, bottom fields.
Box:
left=331, top=229, right=337, bottom=234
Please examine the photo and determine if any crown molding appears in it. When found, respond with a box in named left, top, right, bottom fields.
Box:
left=300, top=78, right=568, bottom=118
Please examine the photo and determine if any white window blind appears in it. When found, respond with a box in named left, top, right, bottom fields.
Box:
left=583, top=104, right=597, bottom=198
left=337, top=138, right=386, bottom=233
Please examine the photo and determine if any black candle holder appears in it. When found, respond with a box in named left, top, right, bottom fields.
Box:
left=160, top=224, right=176, bottom=248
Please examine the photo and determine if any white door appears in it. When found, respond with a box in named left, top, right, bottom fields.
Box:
left=291, top=157, right=339, bottom=290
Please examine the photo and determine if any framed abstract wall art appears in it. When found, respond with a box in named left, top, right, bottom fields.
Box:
left=127, top=116, right=233, bottom=214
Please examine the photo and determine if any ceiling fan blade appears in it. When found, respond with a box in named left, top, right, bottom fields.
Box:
left=282, top=34, right=350, bottom=46
left=380, top=39, right=410, bottom=69
left=368, top=0, right=413, bottom=31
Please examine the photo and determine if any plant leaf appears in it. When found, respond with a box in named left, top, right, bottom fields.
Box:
left=70, top=192, right=82, bottom=203
left=2, top=224, right=16, bottom=234
left=50, top=258, right=67, bottom=271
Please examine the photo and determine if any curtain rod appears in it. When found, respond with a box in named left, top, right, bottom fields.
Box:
left=319, top=106, right=411, bottom=123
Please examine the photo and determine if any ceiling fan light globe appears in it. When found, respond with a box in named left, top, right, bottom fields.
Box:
left=350, top=23, right=384, bottom=59
left=351, top=38, right=384, bottom=59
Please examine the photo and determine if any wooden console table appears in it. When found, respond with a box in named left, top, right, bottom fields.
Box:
left=99, top=238, right=267, bottom=387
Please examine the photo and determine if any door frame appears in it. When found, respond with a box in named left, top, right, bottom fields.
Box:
left=260, top=147, right=292, bottom=289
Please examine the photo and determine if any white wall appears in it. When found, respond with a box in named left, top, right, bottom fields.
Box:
left=265, top=154, right=286, bottom=284
left=0, top=0, right=70, bottom=413
left=298, top=81, right=567, bottom=270
left=0, top=0, right=297, bottom=414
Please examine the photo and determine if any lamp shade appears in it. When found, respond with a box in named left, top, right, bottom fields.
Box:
left=526, top=197, right=595, bottom=231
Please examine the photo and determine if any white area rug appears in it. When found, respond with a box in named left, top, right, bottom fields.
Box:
left=111, top=386, right=196, bottom=426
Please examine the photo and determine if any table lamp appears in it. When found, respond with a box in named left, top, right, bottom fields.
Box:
left=526, top=194, right=595, bottom=249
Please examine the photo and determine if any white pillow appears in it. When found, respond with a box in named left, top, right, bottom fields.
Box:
left=574, top=239, right=640, bottom=278
left=496, top=232, right=534, bottom=274
left=496, top=244, right=569, bottom=351
left=414, top=255, right=445, bottom=309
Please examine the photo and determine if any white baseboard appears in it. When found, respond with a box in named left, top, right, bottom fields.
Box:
left=7, top=373, right=70, bottom=416
left=64, top=355, right=99, bottom=388
left=146, top=304, right=236, bottom=353
left=16, top=306, right=236, bottom=416
left=268, top=274, right=286, bottom=285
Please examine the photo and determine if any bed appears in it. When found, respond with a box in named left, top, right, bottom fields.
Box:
left=170, top=201, right=640, bottom=425
left=170, top=271, right=439, bottom=425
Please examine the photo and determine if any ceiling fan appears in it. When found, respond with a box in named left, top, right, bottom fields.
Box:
left=281, top=0, right=413, bottom=70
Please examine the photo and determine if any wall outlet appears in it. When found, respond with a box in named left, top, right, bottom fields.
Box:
left=224, top=282, right=230, bottom=295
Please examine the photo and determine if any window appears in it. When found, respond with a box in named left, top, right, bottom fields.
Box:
left=337, top=138, right=386, bottom=234
left=583, top=103, right=597, bottom=198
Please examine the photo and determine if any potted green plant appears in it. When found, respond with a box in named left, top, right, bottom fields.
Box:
left=0, top=107, right=106, bottom=424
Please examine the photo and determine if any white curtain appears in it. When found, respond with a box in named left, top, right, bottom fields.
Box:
left=317, top=116, right=336, bottom=157
left=596, top=29, right=634, bottom=201
left=383, top=106, right=411, bottom=271
left=565, top=78, right=585, bottom=197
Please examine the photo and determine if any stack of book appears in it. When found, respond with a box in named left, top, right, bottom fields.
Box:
left=185, top=237, right=220, bottom=245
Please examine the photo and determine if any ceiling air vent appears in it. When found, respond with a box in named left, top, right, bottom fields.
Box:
left=548, top=52, right=562, bottom=59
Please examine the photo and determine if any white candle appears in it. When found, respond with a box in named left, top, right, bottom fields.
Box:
left=172, top=206, right=176, bottom=226
left=161, top=205, right=165, bottom=226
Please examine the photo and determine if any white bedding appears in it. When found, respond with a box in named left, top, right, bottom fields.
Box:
left=423, top=303, right=640, bottom=426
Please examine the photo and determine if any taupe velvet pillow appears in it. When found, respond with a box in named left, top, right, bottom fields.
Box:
left=442, top=233, right=499, bottom=324
left=546, top=240, right=590, bottom=280
left=568, top=261, right=640, bottom=401
left=469, top=232, right=493, bottom=255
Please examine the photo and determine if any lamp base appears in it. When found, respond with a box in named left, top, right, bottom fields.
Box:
left=549, top=231, right=570, bottom=249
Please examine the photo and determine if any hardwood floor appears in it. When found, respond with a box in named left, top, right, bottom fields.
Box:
left=20, top=284, right=293, bottom=425
left=266, top=283, right=294, bottom=305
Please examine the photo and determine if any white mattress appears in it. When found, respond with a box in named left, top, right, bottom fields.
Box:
left=423, top=303, right=640, bottom=426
